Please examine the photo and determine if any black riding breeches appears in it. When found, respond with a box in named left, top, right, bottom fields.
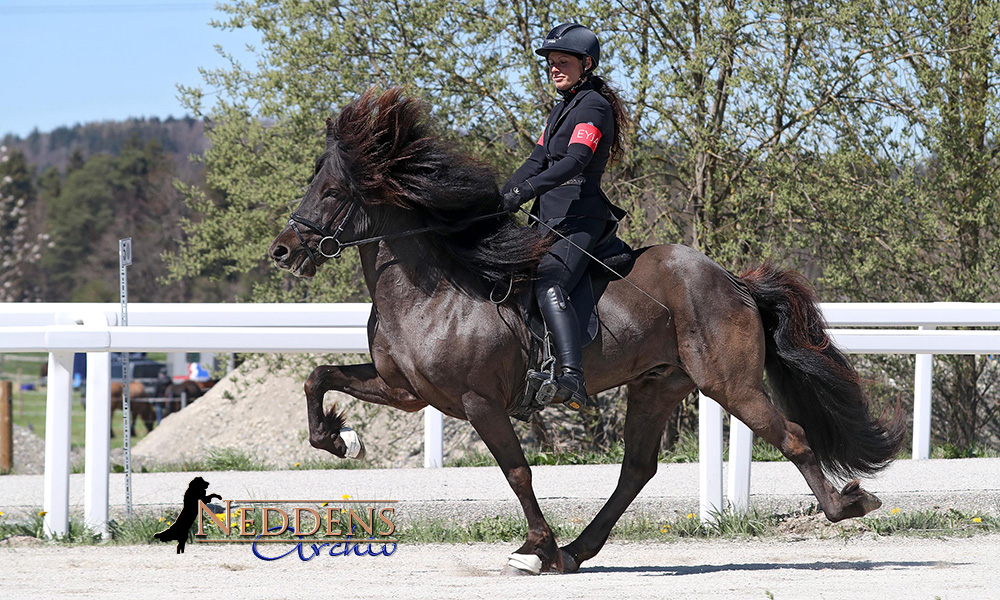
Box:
left=534, top=216, right=606, bottom=304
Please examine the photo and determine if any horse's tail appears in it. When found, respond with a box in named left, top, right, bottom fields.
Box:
left=740, top=264, right=904, bottom=478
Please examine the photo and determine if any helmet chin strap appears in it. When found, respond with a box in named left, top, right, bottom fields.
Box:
left=565, top=57, right=594, bottom=95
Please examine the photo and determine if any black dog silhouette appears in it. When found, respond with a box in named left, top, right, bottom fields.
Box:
left=153, top=476, right=221, bottom=553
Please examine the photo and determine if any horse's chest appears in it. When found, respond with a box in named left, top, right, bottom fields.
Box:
left=369, top=310, right=499, bottom=393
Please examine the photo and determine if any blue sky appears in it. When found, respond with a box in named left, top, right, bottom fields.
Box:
left=0, top=1, right=260, bottom=138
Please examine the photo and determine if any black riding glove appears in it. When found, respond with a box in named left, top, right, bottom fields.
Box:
left=501, top=181, right=536, bottom=213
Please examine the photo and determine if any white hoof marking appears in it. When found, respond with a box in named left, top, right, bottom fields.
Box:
left=339, top=428, right=364, bottom=459
left=507, top=552, right=542, bottom=575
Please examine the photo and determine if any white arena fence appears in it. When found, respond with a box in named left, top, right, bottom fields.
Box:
left=1, top=302, right=999, bottom=536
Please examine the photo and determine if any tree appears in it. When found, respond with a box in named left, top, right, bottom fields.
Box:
left=169, top=0, right=889, bottom=294
left=40, top=140, right=234, bottom=302
left=804, top=0, right=1000, bottom=451
left=0, top=146, right=48, bottom=301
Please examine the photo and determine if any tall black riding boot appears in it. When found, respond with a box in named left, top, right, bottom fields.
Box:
left=537, top=286, right=591, bottom=411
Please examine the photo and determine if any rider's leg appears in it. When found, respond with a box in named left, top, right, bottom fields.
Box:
left=534, top=217, right=604, bottom=410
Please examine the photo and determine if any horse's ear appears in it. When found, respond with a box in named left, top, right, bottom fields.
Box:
left=325, top=117, right=336, bottom=149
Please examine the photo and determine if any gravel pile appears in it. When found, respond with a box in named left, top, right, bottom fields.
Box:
left=8, top=425, right=43, bottom=475
left=132, top=358, right=488, bottom=469
left=5, top=424, right=87, bottom=475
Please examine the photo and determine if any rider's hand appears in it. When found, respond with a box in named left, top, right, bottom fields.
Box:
left=501, top=182, right=535, bottom=213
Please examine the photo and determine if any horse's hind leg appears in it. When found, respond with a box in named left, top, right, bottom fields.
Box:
left=558, top=372, right=694, bottom=573
left=304, top=363, right=427, bottom=456
left=721, top=386, right=882, bottom=522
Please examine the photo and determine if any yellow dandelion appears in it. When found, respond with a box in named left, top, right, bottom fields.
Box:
left=294, top=462, right=301, bottom=467
left=341, top=494, right=352, bottom=500
left=660, top=526, right=669, bottom=533
left=166, top=521, right=172, bottom=526
left=320, top=502, right=328, bottom=508
left=0, top=511, right=5, bottom=517
left=890, top=508, right=901, bottom=515
left=973, top=517, right=983, bottom=523
left=685, top=513, right=696, bottom=520
left=38, top=511, right=47, bottom=517
left=158, top=516, right=165, bottom=523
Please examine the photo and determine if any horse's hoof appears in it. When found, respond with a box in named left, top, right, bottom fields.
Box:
left=825, top=479, right=883, bottom=521
left=557, top=549, right=579, bottom=573
left=339, top=428, right=366, bottom=460
left=504, top=552, right=542, bottom=576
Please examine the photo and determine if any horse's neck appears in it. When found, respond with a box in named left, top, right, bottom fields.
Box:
left=358, top=238, right=459, bottom=315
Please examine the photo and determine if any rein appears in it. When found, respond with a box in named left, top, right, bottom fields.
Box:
left=521, top=209, right=674, bottom=326
left=287, top=197, right=671, bottom=325
left=288, top=198, right=509, bottom=261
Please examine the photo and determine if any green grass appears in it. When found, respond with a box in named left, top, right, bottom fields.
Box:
left=861, top=508, right=999, bottom=536
left=136, top=449, right=376, bottom=473
left=3, top=506, right=999, bottom=547
left=931, top=444, right=1000, bottom=459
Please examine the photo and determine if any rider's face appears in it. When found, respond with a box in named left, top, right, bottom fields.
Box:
left=547, top=52, right=590, bottom=91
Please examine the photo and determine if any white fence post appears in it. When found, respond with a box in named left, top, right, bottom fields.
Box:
left=43, top=351, right=74, bottom=538
left=727, top=416, right=754, bottom=515
left=423, top=407, right=444, bottom=468
left=913, top=325, right=935, bottom=460
left=698, top=392, right=723, bottom=523
left=83, top=312, right=112, bottom=538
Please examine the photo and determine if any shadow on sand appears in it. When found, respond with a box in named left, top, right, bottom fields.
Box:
left=579, top=559, right=963, bottom=576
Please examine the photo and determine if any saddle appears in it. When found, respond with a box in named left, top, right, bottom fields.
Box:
left=509, top=221, right=637, bottom=421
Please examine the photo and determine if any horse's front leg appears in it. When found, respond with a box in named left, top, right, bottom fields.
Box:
left=463, top=392, right=559, bottom=576
left=304, top=363, right=427, bottom=458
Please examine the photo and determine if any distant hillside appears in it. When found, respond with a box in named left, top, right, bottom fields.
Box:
left=2, top=117, right=208, bottom=181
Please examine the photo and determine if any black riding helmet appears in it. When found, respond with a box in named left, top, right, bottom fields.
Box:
left=535, top=23, right=600, bottom=74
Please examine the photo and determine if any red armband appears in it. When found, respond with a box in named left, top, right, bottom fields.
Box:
left=569, top=123, right=601, bottom=152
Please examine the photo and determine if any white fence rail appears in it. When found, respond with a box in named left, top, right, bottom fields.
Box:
left=1, top=302, right=998, bottom=535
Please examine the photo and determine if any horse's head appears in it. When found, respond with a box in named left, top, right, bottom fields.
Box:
left=269, top=88, right=432, bottom=278
left=268, top=118, right=364, bottom=278
left=269, top=87, right=547, bottom=290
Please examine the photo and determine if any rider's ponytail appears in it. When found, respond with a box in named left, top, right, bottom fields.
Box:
left=590, top=75, right=629, bottom=164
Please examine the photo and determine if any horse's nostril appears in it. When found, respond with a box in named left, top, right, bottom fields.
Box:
left=271, top=244, right=289, bottom=260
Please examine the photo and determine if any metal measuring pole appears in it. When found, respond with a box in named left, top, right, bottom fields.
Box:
left=119, top=238, right=133, bottom=519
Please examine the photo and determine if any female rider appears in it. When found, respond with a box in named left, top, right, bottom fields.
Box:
left=501, top=23, right=629, bottom=411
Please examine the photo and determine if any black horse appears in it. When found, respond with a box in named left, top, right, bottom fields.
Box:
left=268, top=88, right=903, bottom=574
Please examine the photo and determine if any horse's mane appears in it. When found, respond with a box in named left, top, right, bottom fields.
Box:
left=323, top=87, right=550, bottom=295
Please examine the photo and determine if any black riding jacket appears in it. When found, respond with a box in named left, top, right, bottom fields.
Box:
left=504, top=81, right=624, bottom=223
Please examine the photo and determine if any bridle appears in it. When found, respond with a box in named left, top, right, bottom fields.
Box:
left=288, top=194, right=357, bottom=264
left=286, top=193, right=508, bottom=266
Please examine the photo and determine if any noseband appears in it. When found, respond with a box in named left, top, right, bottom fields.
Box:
left=287, top=195, right=356, bottom=264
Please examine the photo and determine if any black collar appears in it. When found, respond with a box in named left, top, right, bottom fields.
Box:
left=559, top=79, right=595, bottom=101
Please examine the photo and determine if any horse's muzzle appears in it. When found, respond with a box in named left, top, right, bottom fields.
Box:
left=268, top=227, right=317, bottom=278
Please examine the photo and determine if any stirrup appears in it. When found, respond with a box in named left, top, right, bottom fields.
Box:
left=537, top=373, right=592, bottom=412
